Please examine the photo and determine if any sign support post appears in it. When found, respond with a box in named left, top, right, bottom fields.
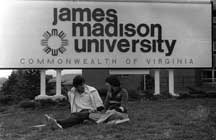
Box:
left=35, top=69, right=49, bottom=100
left=154, top=70, right=160, bottom=95
left=168, top=69, right=179, bottom=96
left=54, top=69, right=66, bottom=100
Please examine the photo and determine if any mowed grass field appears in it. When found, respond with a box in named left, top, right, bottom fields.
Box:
left=1, top=98, right=216, bottom=140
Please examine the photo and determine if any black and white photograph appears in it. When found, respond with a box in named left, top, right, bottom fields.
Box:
left=0, top=0, right=215, bottom=139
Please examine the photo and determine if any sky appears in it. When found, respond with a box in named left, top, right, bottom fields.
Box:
left=0, top=70, right=13, bottom=78
left=0, top=69, right=82, bottom=78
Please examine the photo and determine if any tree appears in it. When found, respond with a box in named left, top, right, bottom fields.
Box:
left=1, top=69, right=53, bottom=101
left=1, top=70, right=18, bottom=96
left=17, top=69, right=41, bottom=99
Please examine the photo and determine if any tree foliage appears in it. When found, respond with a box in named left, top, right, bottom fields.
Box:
left=1, top=69, right=52, bottom=102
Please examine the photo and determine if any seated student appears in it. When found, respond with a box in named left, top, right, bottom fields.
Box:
left=104, top=75, right=128, bottom=113
left=89, top=75, right=130, bottom=124
left=45, top=75, right=104, bottom=129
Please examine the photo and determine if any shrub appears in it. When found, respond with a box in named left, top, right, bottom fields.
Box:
left=36, top=99, right=57, bottom=107
left=19, top=100, right=37, bottom=109
left=139, top=90, right=157, bottom=100
left=0, top=95, right=14, bottom=105
left=127, top=89, right=140, bottom=101
left=1, top=70, right=53, bottom=103
left=55, top=98, right=69, bottom=107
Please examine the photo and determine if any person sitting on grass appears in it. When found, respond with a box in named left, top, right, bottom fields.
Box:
left=45, top=75, right=129, bottom=130
left=104, top=75, right=128, bottom=113
left=45, top=75, right=104, bottom=129
left=89, top=75, right=130, bottom=124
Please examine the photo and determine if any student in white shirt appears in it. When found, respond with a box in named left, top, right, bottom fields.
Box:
left=45, top=75, right=104, bottom=129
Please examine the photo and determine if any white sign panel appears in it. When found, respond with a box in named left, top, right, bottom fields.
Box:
left=0, top=1, right=212, bottom=68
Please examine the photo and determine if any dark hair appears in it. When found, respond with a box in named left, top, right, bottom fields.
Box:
left=73, top=75, right=85, bottom=88
left=105, top=75, right=120, bottom=87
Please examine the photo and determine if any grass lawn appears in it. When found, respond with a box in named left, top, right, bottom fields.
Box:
left=1, top=98, right=216, bottom=140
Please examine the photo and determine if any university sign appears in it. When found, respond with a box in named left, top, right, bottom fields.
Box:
left=0, top=0, right=212, bottom=68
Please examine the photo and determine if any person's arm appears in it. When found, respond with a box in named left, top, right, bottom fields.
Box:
left=67, top=91, right=71, bottom=103
left=68, top=87, right=76, bottom=103
left=104, top=90, right=112, bottom=110
left=67, top=87, right=76, bottom=113
left=90, top=88, right=104, bottom=111
left=119, top=89, right=128, bottom=113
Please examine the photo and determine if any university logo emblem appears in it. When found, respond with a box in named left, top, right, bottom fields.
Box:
left=41, top=29, right=68, bottom=56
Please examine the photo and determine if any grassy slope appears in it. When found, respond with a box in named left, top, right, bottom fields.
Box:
left=1, top=98, right=216, bottom=140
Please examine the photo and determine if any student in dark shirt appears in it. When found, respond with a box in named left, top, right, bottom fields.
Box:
left=91, top=75, right=130, bottom=124
left=104, top=75, right=128, bottom=113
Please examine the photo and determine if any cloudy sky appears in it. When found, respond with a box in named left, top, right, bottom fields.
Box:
left=0, top=70, right=13, bottom=78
